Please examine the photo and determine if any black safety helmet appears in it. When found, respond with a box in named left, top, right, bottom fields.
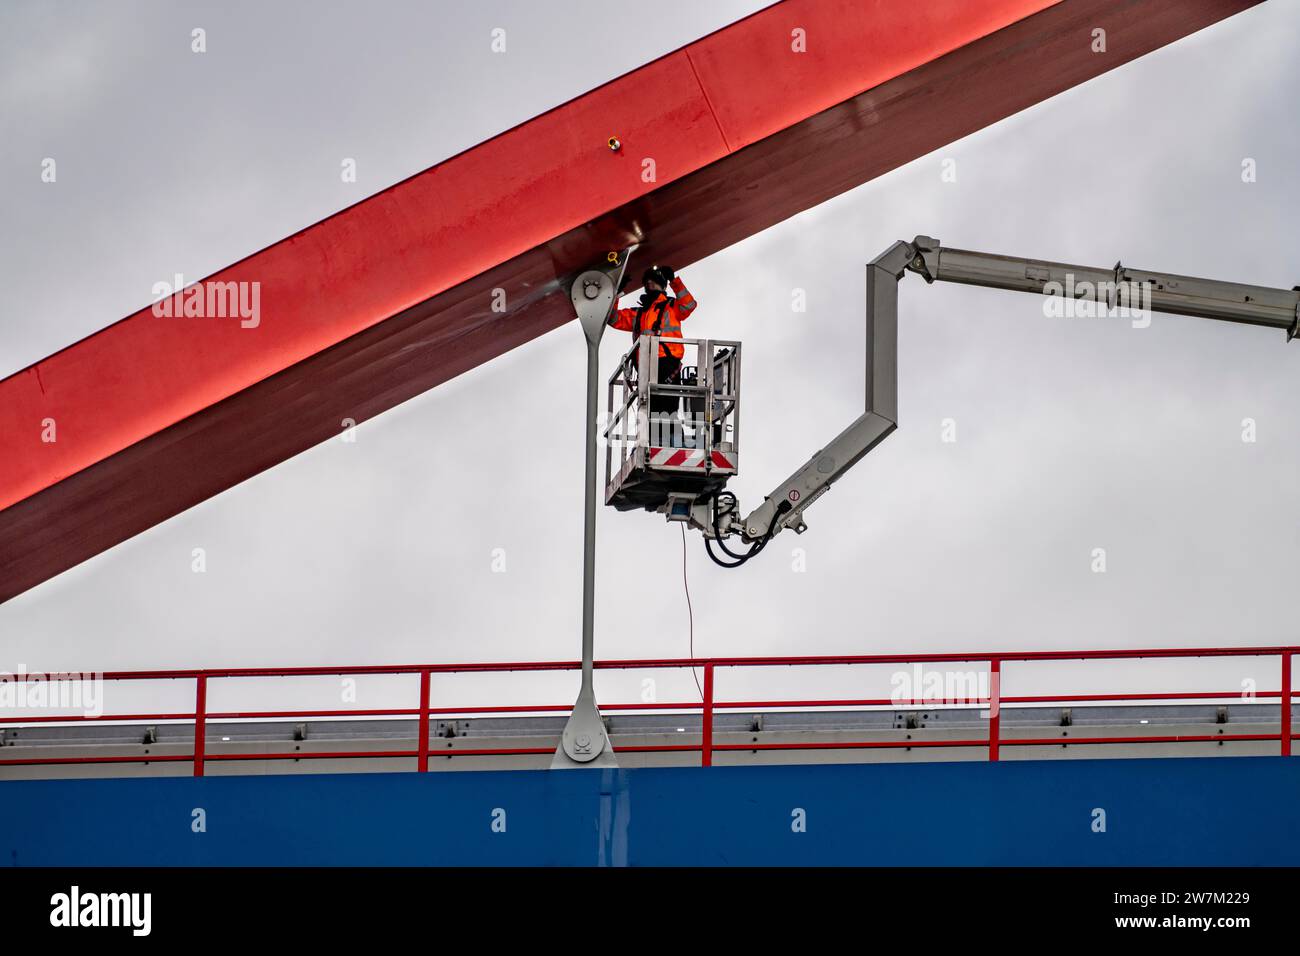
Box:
left=642, top=266, right=669, bottom=289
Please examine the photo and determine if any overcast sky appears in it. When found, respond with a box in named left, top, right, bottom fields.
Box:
left=1, top=0, right=1297, bottom=715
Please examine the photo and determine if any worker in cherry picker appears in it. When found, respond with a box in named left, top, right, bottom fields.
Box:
left=607, top=265, right=697, bottom=447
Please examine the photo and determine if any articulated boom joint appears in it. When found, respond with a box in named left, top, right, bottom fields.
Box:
left=904, top=235, right=941, bottom=283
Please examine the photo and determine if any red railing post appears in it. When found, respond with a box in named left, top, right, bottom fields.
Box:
left=193, top=674, right=207, bottom=777
left=701, top=663, right=715, bottom=767
left=988, top=659, right=1000, bottom=762
left=417, top=669, right=431, bottom=772
left=1282, top=653, right=1292, bottom=757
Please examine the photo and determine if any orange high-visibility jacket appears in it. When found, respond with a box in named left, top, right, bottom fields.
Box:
left=610, top=277, right=697, bottom=359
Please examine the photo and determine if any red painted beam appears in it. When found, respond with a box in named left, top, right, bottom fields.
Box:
left=4, top=0, right=1056, bottom=514
left=0, top=0, right=1262, bottom=603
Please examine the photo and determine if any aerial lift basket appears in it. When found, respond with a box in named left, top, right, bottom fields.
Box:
left=604, top=335, right=741, bottom=515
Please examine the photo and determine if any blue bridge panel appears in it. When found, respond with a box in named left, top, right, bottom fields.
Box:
left=3, top=757, right=1297, bottom=866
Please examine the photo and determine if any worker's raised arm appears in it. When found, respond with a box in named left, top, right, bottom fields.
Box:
left=607, top=301, right=637, bottom=330
left=670, top=275, right=697, bottom=321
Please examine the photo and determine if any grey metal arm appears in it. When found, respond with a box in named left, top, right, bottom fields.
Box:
left=735, top=235, right=1300, bottom=542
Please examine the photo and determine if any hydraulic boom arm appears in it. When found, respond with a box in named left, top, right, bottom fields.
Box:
left=725, top=235, right=1300, bottom=546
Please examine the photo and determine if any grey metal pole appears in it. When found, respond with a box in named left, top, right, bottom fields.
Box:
left=553, top=252, right=633, bottom=768
left=579, top=337, right=599, bottom=693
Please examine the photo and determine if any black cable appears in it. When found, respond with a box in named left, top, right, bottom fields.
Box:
left=710, top=492, right=754, bottom=562
left=702, top=492, right=790, bottom=569
left=681, top=524, right=703, bottom=700
left=705, top=491, right=752, bottom=567
left=704, top=535, right=748, bottom=568
left=715, top=495, right=757, bottom=562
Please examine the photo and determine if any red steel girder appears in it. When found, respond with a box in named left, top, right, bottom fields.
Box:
left=0, top=0, right=1263, bottom=603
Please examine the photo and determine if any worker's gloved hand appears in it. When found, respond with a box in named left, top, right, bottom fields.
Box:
left=661, top=266, right=675, bottom=284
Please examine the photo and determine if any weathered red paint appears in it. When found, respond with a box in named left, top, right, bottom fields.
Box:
left=0, top=0, right=1263, bottom=602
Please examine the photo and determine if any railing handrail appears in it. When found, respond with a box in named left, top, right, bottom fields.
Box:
left=0, top=645, right=1293, bottom=773
left=8, top=643, right=1298, bottom=682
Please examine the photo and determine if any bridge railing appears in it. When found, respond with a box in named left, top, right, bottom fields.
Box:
left=0, top=646, right=1292, bottom=774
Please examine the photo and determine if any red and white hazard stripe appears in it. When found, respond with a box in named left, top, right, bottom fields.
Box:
left=648, top=448, right=736, bottom=471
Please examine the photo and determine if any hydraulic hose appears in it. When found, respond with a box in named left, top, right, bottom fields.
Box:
left=703, top=492, right=790, bottom=569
